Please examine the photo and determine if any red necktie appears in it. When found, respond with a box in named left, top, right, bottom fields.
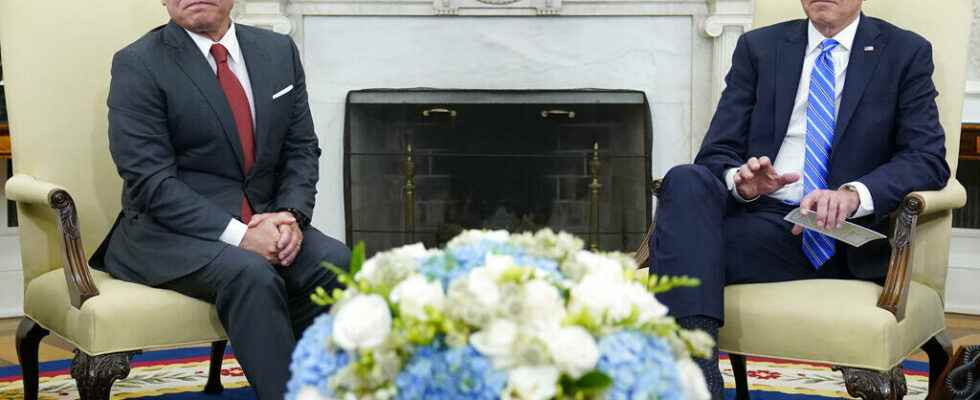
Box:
left=210, top=43, right=255, bottom=223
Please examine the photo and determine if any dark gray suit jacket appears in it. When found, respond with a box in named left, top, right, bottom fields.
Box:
left=91, top=21, right=321, bottom=286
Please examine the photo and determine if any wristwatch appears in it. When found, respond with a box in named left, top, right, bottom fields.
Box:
left=279, top=208, right=311, bottom=230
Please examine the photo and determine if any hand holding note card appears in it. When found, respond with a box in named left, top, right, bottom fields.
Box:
left=784, top=208, right=886, bottom=247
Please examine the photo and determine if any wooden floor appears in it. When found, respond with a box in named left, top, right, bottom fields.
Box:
left=1, top=314, right=979, bottom=367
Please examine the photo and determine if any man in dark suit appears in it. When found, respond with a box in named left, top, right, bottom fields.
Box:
left=90, top=0, right=351, bottom=398
left=650, top=0, right=949, bottom=397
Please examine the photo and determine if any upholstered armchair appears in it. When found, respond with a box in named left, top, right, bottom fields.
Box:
left=8, top=176, right=229, bottom=400
left=635, top=2, right=973, bottom=399
left=0, top=3, right=230, bottom=400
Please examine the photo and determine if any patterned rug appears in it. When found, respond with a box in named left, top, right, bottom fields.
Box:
left=0, top=348, right=930, bottom=399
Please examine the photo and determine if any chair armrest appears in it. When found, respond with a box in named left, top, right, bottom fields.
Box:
left=5, top=175, right=66, bottom=206
left=6, top=174, right=100, bottom=308
left=877, top=181, right=966, bottom=321
left=908, top=180, right=967, bottom=218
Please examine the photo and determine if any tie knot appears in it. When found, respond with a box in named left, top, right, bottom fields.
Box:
left=820, top=39, right=839, bottom=53
left=209, top=43, right=229, bottom=64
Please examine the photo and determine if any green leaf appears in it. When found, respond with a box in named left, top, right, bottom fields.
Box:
left=350, top=242, right=366, bottom=276
left=575, top=371, right=613, bottom=391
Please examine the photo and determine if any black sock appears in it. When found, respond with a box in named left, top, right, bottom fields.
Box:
left=678, top=315, right=724, bottom=400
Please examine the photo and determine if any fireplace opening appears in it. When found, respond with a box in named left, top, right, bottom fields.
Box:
left=344, top=89, right=652, bottom=255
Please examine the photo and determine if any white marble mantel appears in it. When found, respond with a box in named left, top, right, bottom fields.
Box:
left=235, top=0, right=753, bottom=240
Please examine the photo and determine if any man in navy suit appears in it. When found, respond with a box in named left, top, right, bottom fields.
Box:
left=649, top=0, right=949, bottom=397
left=91, top=0, right=351, bottom=398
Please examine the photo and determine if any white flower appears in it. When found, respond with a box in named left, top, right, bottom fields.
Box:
left=470, top=319, right=518, bottom=368
left=355, top=243, right=427, bottom=288
left=390, top=274, right=445, bottom=321
left=504, top=366, right=560, bottom=400
left=332, top=294, right=391, bottom=351
left=446, top=267, right=502, bottom=327
left=624, top=282, right=668, bottom=323
left=569, top=272, right=632, bottom=322
left=545, top=326, right=599, bottom=379
left=393, top=242, right=427, bottom=258
left=574, top=251, right=626, bottom=281
left=296, top=386, right=327, bottom=400
left=448, top=229, right=510, bottom=247
left=484, top=254, right=516, bottom=278
left=680, top=329, right=717, bottom=358
left=521, top=279, right=566, bottom=326
left=677, top=358, right=712, bottom=400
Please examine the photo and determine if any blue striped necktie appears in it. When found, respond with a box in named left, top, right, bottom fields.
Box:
left=802, top=38, right=839, bottom=269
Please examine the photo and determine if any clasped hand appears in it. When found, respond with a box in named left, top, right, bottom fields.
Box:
left=733, top=156, right=860, bottom=235
left=239, top=212, right=304, bottom=267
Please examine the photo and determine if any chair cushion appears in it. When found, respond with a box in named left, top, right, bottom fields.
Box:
left=25, top=269, right=226, bottom=355
left=718, top=279, right=945, bottom=371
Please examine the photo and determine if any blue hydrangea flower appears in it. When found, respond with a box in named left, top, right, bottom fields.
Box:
left=396, top=340, right=507, bottom=400
left=420, top=241, right=564, bottom=288
left=286, top=314, right=352, bottom=400
left=596, top=331, right=685, bottom=400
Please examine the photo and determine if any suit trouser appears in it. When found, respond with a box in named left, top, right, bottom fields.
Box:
left=650, top=164, right=861, bottom=323
left=160, top=227, right=350, bottom=400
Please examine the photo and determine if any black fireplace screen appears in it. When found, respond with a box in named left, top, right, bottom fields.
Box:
left=343, top=90, right=652, bottom=255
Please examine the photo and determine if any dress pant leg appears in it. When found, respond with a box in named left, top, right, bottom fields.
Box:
left=722, top=199, right=853, bottom=285
left=279, top=228, right=352, bottom=338
left=159, top=247, right=295, bottom=400
left=650, top=164, right=732, bottom=321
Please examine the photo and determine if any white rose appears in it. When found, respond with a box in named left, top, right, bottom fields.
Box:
left=332, top=294, right=392, bottom=351
left=624, top=282, right=668, bottom=323
left=677, top=358, right=712, bottom=400
left=521, top=280, right=566, bottom=326
left=446, top=268, right=501, bottom=327
left=574, top=251, right=625, bottom=281
left=545, top=326, right=599, bottom=379
left=466, top=268, right=502, bottom=308
left=505, top=366, right=560, bottom=400
left=393, top=242, right=427, bottom=258
left=296, top=386, right=327, bottom=400
left=390, top=274, right=445, bottom=321
left=569, top=273, right=631, bottom=322
left=484, top=254, right=516, bottom=278
left=470, top=319, right=518, bottom=368
left=355, top=257, right=381, bottom=285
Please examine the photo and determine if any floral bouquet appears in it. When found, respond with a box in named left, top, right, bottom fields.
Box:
left=287, top=229, right=713, bottom=400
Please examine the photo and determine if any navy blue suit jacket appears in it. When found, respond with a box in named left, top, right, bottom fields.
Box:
left=694, top=15, right=949, bottom=280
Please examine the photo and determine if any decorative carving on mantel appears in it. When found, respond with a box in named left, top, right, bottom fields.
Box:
left=432, top=0, right=561, bottom=15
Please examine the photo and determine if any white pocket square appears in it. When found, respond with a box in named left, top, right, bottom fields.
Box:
left=272, top=85, right=294, bottom=99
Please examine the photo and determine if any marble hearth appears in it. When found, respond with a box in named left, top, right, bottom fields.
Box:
left=235, top=0, right=754, bottom=241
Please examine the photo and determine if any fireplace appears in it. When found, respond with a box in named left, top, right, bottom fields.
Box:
left=344, top=90, right=652, bottom=254
left=232, top=0, right=754, bottom=241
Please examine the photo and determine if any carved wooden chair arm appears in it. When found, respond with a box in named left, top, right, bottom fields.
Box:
left=878, top=182, right=966, bottom=321
left=633, top=178, right=967, bottom=322
left=6, top=174, right=100, bottom=309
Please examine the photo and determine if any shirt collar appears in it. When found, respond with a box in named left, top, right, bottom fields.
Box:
left=184, top=22, right=243, bottom=64
left=806, top=14, right=860, bottom=54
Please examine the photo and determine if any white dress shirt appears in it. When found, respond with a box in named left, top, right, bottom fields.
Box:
left=184, top=24, right=254, bottom=246
left=724, top=15, right=874, bottom=218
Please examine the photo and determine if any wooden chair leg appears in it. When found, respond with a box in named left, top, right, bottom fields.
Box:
left=15, top=318, right=49, bottom=400
left=70, top=349, right=138, bottom=400
left=729, top=353, right=751, bottom=400
left=921, top=331, right=953, bottom=396
left=834, top=365, right=908, bottom=400
left=203, top=340, right=227, bottom=394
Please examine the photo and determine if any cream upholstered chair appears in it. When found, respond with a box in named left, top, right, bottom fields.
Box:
left=0, top=2, right=229, bottom=400
left=635, top=1, right=974, bottom=399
